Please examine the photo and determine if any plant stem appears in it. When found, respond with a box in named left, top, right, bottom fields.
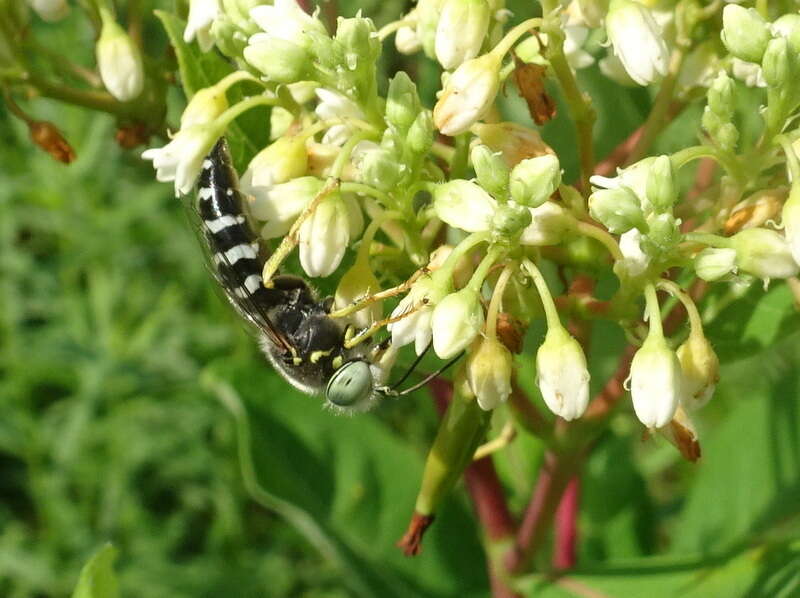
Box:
left=644, top=283, right=663, bottom=338
left=683, top=231, right=733, bottom=248
left=575, top=221, right=623, bottom=261
left=522, top=258, right=562, bottom=330
left=553, top=476, right=579, bottom=570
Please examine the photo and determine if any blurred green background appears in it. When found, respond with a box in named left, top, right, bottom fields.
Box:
left=3, top=2, right=800, bottom=597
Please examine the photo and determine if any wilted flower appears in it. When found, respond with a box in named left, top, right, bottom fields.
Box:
left=604, top=0, right=669, bottom=85
left=433, top=53, right=501, bottom=136
left=536, top=326, right=590, bottom=421
left=435, top=0, right=491, bottom=70
left=184, top=0, right=221, bottom=52
left=472, top=122, right=554, bottom=167
left=141, top=124, right=222, bottom=196
left=96, top=12, right=145, bottom=102
left=431, top=287, right=485, bottom=358
left=467, top=337, right=513, bottom=410
left=629, top=332, right=682, bottom=428
left=677, top=330, right=719, bottom=411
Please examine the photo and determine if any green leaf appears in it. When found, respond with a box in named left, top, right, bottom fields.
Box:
left=154, top=10, right=268, bottom=169
left=71, top=544, right=119, bottom=598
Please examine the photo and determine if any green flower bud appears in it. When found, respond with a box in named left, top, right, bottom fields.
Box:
left=677, top=329, right=719, bottom=411
left=643, top=213, right=680, bottom=253
left=492, top=201, right=532, bottom=240
left=407, top=110, right=435, bottom=156
left=721, top=5, right=772, bottom=64
left=645, top=155, right=677, bottom=213
left=772, top=14, right=800, bottom=54
left=519, top=202, right=576, bottom=246
left=694, top=247, right=737, bottom=281
left=433, top=53, right=502, bottom=136
left=716, top=122, right=739, bottom=153
left=731, top=228, right=799, bottom=281
left=707, top=71, right=735, bottom=119
left=210, top=16, right=246, bottom=58
left=467, top=337, right=513, bottom=410
left=762, top=36, right=797, bottom=88
left=357, top=147, right=403, bottom=191
left=244, top=37, right=311, bottom=83
left=471, top=144, right=510, bottom=199
left=509, top=155, right=562, bottom=208
left=386, top=72, right=421, bottom=134
left=588, top=187, right=644, bottom=234
left=336, top=16, right=381, bottom=70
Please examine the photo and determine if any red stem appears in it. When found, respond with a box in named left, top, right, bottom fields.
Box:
left=553, top=476, right=580, bottom=570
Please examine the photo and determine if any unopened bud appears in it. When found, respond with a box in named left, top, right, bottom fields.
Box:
left=721, top=5, right=772, bottom=64
left=416, top=0, right=446, bottom=58
left=509, top=154, right=562, bottom=208
left=336, top=16, right=380, bottom=72
left=244, top=36, right=311, bottom=82
left=357, top=147, right=402, bottom=191
left=645, top=155, right=676, bottom=213
left=29, top=121, right=75, bottom=163
left=180, top=85, right=229, bottom=128
left=629, top=332, right=682, bottom=428
left=241, top=135, right=308, bottom=199
left=519, top=202, right=576, bottom=246
left=643, top=213, right=680, bottom=254
left=762, top=36, right=795, bottom=88
left=707, top=71, right=735, bottom=119
left=772, top=14, right=800, bottom=54
left=492, top=201, right=532, bottom=240
left=466, top=336, right=513, bottom=410
left=605, top=0, right=668, bottom=85
left=433, top=53, right=501, bottom=136
left=694, top=247, right=737, bottom=281
left=407, top=110, right=435, bottom=156
left=588, top=187, right=644, bottom=234
left=677, top=330, right=719, bottom=411
left=431, top=288, right=485, bottom=358
left=433, top=179, right=497, bottom=233
left=731, top=227, right=800, bottom=281
left=386, top=72, right=421, bottom=134
left=536, top=326, right=590, bottom=421
left=28, top=0, right=69, bottom=22
left=435, top=0, right=491, bottom=70
left=472, top=122, right=554, bottom=167
left=96, top=11, right=144, bottom=102
left=471, top=145, right=510, bottom=199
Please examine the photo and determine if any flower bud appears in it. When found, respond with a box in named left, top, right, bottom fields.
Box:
left=605, top=0, right=668, bottom=85
left=536, top=326, right=590, bottom=421
left=433, top=179, right=498, bottom=232
left=643, top=213, right=680, bottom=254
left=433, top=53, right=501, bottom=136
left=519, top=202, right=575, bottom=246
left=588, top=187, right=644, bottom=234
left=250, top=0, right=327, bottom=50
left=721, top=5, right=771, bottom=64
left=472, top=122, right=554, bottom=167
left=29, top=121, right=75, bottom=164
left=28, top=0, right=69, bottom=22
left=762, top=36, right=795, bottom=88
left=466, top=337, right=513, bottom=410
left=694, top=247, right=737, bottom=281
left=251, top=176, right=323, bottom=238
left=772, top=14, right=800, bottom=54
left=782, top=186, right=800, bottom=266
left=386, top=72, right=421, bottom=134
left=509, top=155, right=562, bottom=208
left=707, top=71, right=735, bottom=120
left=241, top=135, right=308, bottom=202
left=435, top=0, right=491, bottom=70
left=298, top=195, right=351, bottom=277
left=492, top=201, right=532, bottom=240
left=335, top=261, right=382, bottom=329
left=629, top=333, right=682, bottom=428
left=406, top=110, right=435, bottom=156
left=184, top=0, right=221, bottom=52
left=618, top=229, right=650, bottom=277
left=645, top=155, right=676, bottom=213
left=336, top=16, right=380, bottom=72
left=244, top=35, right=311, bottom=82
left=396, top=24, right=422, bottom=54
left=416, top=0, right=446, bottom=58
left=96, top=12, right=145, bottom=102
left=471, top=145, right=510, bottom=199
left=731, top=228, right=800, bottom=281
left=431, top=288, right=485, bottom=358
left=180, top=85, right=229, bottom=129
left=357, top=147, right=402, bottom=191
left=677, top=330, right=719, bottom=411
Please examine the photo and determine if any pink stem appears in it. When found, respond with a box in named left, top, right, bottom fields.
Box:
left=553, top=476, right=580, bottom=570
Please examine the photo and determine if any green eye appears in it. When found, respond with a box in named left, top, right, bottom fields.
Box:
left=325, top=360, right=374, bottom=408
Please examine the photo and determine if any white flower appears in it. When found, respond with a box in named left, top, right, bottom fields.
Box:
left=618, top=229, right=650, bottom=277
left=250, top=0, right=327, bottom=48
left=536, top=326, right=590, bottom=421
left=435, top=0, right=491, bottom=70
left=432, top=179, right=497, bottom=232
left=467, top=337, right=513, bottom=410
left=731, top=228, right=800, bottom=281
left=315, top=89, right=366, bottom=146
left=431, top=287, right=485, bottom=358
left=96, top=15, right=144, bottom=102
left=782, top=191, right=800, bottom=266
left=180, top=85, right=228, bottom=129
left=605, top=0, right=669, bottom=85
left=141, top=125, right=220, bottom=196
left=240, top=135, right=308, bottom=205
left=598, top=50, right=639, bottom=87
left=629, top=333, right=682, bottom=428
left=250, top=176, right=323, bottom=238
left=396, top=25, right=423, bottom=54
left=184, top=0, right=221, bottom=52
left=731, top=58, right=767, bottom=88
left=590, top=157, right=656, bottom=202
left=519, top=202, right=576, bottom=246
left=564, top=25, right=594, bottom=70
left=694, top=247, right=737, bottom=281
left=433, top=53, right=501, bottom=136
left=28, top=0, right=69, bottom=22
left=388, top=275, right=448, bottom=355
left=298, top=194, right=353, bottom=277
left=335, top=261, right=383, bottom=329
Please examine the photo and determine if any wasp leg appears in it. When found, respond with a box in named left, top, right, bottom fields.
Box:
left=472, top=422, right=517, bottom=461
left=328, top=267, right=428, bottom=319
left=343, top=305, right=421, bottom=349
left=261, top=177, right=340, bottom=285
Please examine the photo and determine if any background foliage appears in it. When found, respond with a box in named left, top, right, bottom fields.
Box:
left=2, top=2, right=800, bottom=597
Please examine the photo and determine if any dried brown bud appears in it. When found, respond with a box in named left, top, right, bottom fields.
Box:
left=723, top=187, right=786, bottom=235
left=396, top=512, right=435, bottom=556
left=496, top=312, right=526, bottom=354
left=115, top=122, right=150, bottom=149
left=29, top=121, right=75, bottom=163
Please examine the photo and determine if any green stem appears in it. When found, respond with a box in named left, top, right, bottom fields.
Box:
left=643, top=283, right=663, bottom=338
left=671, top=145, right=743, bottom=183
left=26, top=73, right=132, bottom=116
left=776, top=135, right=800, bottom=182
left=486, top=263, right=516, bottom=338
left=215, top=95, right=278, bottom=129
left=490, top=17, right=543, bottom=59
left=522, top=258, right=561, bottom=330
left=353, top=211, right=403, bottom=265
left=436, top=232, right=491, bottom=285
left=467, top=247, right=501, bottom=292
left=657, top=279, right=703, bottom=333
left=683, top=231, right=733, bottom=248
left=340, top=182, right=392, bottom=205
left=575, top=221, right=623, bottom=261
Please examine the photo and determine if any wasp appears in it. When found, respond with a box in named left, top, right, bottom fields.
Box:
left=193, top=139, right=449, bottom=410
